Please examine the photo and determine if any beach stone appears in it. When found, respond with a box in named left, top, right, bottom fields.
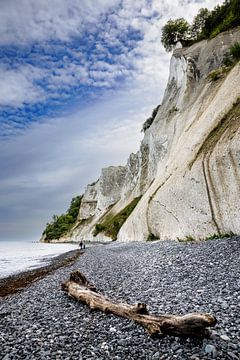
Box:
left=109, top=326, right=117, bottom=333
left=100, top=342, right=109, bottom=351
left=227, top=351, right=239, bottom=360
left=190, top=355, right=200, bottom=360
left=229, top=343, right=238, bottom=350
left=152, top=351, right=160, bottom=359
left=2, top=355, right=10, bottom=360
left=221, top=302, right=229, bottom=310
left=210, top=330, right=220, bottom=339
left=220, top=334, right=230, bottom=341
left=204, top=344, right=217, bottom=358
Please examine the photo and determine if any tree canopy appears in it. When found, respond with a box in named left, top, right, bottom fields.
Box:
left=161, top=18, right=190, bottom=52
left=191, top=8, right=210, bottom=40
left=43, top=195, right=82, bottom=240
left=161, top=0, right=240, bottom=52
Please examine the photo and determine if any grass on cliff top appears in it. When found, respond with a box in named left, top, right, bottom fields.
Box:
left=93, top=196, right=142, bottom=240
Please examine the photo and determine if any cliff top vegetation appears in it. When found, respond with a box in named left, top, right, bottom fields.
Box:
left=161, top=0, right=240, bottom=51
left=43, top=195, right=82, bottom=240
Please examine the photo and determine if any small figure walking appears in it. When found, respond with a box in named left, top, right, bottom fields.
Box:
left=79, top=241, right=83, bottom=250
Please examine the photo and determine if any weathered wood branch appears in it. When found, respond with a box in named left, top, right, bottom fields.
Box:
left=62, top=270, right=217, bottom=337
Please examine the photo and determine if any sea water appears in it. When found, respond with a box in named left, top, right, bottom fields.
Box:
left=0, top=241, right=79, bottom=278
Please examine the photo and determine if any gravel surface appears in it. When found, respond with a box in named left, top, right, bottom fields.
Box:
left=0, top=237, right=239, bottom=360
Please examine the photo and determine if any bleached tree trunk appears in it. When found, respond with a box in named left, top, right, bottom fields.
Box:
left=62, top=270, right=217, bottom=337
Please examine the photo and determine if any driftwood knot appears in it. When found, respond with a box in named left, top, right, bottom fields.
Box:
left=69, top=270, right=97, bottom=291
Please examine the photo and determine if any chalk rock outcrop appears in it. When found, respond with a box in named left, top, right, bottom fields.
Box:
left=118, top=28, right=240, bottom=242
left=44, top=28, right=240, bottom=243
left=79, top=166, right=127, bottom=220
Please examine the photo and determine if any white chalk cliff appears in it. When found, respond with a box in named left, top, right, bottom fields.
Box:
left=46, top=28, right=240, bottom=243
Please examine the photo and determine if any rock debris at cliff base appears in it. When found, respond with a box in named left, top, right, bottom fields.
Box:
left=1, top=237, right=240, bottom=360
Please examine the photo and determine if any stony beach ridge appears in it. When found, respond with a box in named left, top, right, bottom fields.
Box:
left=0, top=237, right=239, bottom=359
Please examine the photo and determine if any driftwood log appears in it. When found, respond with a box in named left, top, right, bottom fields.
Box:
left=62, top=270, right=217, bottom=338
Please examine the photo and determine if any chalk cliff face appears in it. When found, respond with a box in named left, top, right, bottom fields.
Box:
left=48, top=28, right=240, bottom=243
left=78, top=166, right=127, bottom=220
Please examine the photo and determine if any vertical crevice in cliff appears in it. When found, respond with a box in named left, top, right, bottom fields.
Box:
left=202, top=156, right=221, bottom=235
left=139, top=144, right=150, bottom=193
left=200, top=123, right=230, bottom=236
left=145, top=197, right=152, bottom=236
left=190, top=99, right=240, bottom=236
left=228, top=149, right=240, bottom=194
left=146, top=174, right=172, bottom=238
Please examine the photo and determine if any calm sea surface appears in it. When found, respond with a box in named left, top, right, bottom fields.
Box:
left=0, top=241, right=79, bottom=278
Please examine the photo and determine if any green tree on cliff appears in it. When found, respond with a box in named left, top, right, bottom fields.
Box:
left=191, top=8, right=210, bottom=40
left=161, top=18, right=190, bottom=52
left=161, top=0, right=240, bottom=52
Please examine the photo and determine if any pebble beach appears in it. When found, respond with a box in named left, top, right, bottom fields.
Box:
left=0, top=237, right=239, bottom=360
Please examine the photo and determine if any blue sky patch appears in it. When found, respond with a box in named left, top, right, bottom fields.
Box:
left=0, top=5, right=144, bottom=138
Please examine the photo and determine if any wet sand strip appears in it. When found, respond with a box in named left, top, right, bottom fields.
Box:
left=0, top=249, right=83, bottom=298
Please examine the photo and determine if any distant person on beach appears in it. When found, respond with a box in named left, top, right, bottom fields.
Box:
left=79, top=241, right=83, bottom=250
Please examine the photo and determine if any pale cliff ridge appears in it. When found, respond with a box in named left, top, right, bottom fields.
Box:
left=45, top=28, right=240, bottom=243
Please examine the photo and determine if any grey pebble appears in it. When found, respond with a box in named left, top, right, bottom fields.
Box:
left=205, top=344, right=218, bottom=358
left=220, top=334, right=230, bottom=341
left=190, top=355, right=200, bottom=360
left=227, top=352, right=240, bottom=360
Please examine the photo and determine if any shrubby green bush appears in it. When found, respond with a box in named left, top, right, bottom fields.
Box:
left=142, top=105, right=161, bottom=132
left=208, top=68, right=223, bottom=81
left=223, top=54, right=234, bottom=67
left=177, top=235, right=195, bottom=243
left=208, top=42, right=240, bottom=82
left=43, top=195, right=82, bottom=240
left=230, top=42, right=240, bottom=60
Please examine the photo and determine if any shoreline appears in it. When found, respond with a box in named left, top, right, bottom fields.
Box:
left=0, top=249, right=83, bottom=298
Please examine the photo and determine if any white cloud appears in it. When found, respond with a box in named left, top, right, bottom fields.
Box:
left=0, top=65, right=45, bottom=106
left=0, top=0, right=117, bottom=45
left=0, top=0, right=221, bottom=109
left=49, top=63, right=90, bottom=88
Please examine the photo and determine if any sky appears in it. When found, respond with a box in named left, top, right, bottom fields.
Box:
left=0, top=0, right=220, bottom=241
